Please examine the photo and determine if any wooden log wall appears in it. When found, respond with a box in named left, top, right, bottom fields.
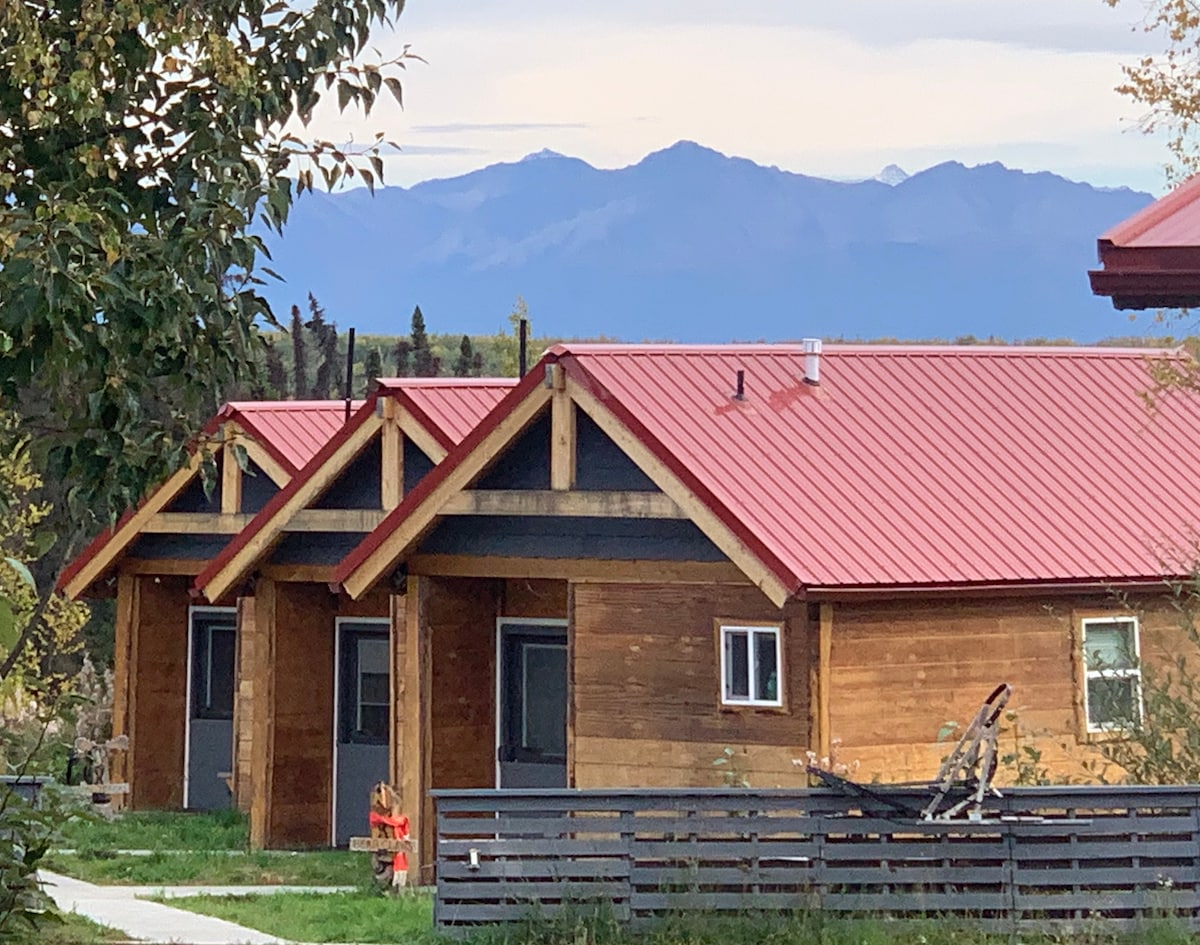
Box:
left=248, top=579, right=393, bottom=849
left=571, top=583, right=811, bottom=789
left=114, top=574, right=190, bottom=809
left=826, top=594, right=1184, bottom=783
left=265, top=581, right=336, bottom=846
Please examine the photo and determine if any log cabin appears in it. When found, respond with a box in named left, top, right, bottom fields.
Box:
left=329, top=342, right=1200, bottom=882
left=190, top=379, right=512, bottom=846
left=58, top=400, right=352, bottom=811
left=61, top=381, right=511, bottom=831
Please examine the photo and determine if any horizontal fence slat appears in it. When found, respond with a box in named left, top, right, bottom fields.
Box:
left=438, top=902, right=632, bottom=924
left=440, top=839, right=627, bottom=857
left=440, top=881, right=630, bottom=900
left=439, top=859, right=630, bottom=880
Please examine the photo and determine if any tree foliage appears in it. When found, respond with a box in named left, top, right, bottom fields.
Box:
left=305, top=293, right=341, bottom=398
left=363, top=346, right=383, bottom=389
left=1105, top=0, right=1200, bottom=179
left=453, top=334, right=475, bottom=377
left=290, top=305, right=310, bottom=399
left=410, top=305, right=434, bottom=377
left=497, top=296, right=532, bottom=377
left=0, top=0, right=414, bottom=536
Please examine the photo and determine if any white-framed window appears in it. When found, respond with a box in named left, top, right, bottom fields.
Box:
left=719, top=623, right=783, bottom=707
left=1081, top=616, right=1142, bottom=732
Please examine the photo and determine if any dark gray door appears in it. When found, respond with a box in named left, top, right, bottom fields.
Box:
left=498, top=624, right=568, bottom=788
left=334, top=622, right=390, bottom=846
left=187, top=610, right=236, bottom=811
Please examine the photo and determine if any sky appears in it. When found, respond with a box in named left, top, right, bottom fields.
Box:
left=306, top=0, right=1174, bottom=194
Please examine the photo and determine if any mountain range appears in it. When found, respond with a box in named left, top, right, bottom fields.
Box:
left=257, top=141, right=1155, bottom=343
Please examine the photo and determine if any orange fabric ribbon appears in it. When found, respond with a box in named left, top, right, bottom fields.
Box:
left=369, top=810, right=409, bottom=876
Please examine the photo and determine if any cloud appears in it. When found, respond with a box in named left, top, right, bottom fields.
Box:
left=412, top=121, right=590, bottom=134
left=289, top=3, right=1171, bottom=194
left=395, top=144, right=489, bottom=155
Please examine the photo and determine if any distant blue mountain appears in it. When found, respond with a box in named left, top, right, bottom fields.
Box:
left=258, top=141, right=1153, bottom=342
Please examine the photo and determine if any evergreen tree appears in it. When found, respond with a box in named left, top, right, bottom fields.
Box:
left=289, top=305, right=308, bottom=399
left=471, top=352, right=484, bottom=377
left=364, top=347, right=384, bottom=392
left=306, top=293, right=340, bottom=398
left=392, top=339, right=412, bottom=377
left=264, top=339, right=288, bottom=398
left=411, top=305, right=436, bottom=377
left=453, top=335, right=474, bottom=377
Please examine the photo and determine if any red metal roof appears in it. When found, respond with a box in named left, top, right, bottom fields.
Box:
left=339, top=344, right=1200, bottom=597
left=192, top=379, right=515, bottom=600
left=565, top=344, right=1200, bottom=591
left=1091, top=176, right=1200, bottom=309
left=1101, top=176, right=1200, bottom=247
left=218, top=401, right=359, bottom=474
left=374, top=379, right=516, bottom=448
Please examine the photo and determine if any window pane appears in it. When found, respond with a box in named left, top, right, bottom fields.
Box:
left=357, top=705, right=389, bottom=740
left=1088, top=675, right=1139, bottom=728
left=522, top=644, right=567, bottom=756
left=207, top=628, right=236, bottom=714
left=725, top=631, right=749, bottom=699
left=360, top=672, right=389, bottom=705
left=753, top=631, right=779, bottom=702
left=358, top=637, right=389, bottom=675
left=1085, top=622, right=1136, bottom=671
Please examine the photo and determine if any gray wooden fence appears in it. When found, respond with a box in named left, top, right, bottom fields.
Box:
left=432, top=786, right=1200, bottom=932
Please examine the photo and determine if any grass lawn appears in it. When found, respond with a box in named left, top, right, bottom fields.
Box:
left=151, top=892, right=1200, bottom=945
left=163, top=889, right=434, bottom=944
left=55, top=809, right=249, bottom=852
left=8, top=910, right=128, bottom=944
left=42, top=848, right=365, bottom=886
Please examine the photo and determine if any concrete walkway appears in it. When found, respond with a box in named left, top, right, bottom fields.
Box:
left=39, top=870, right=303, bottom=944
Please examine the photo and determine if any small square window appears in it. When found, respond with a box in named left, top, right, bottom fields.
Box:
left=720, top=624, right=782, bottom=707
left=1081, top=616, right=1142, bottom=732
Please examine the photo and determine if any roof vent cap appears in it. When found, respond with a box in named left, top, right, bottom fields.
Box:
left=803, top=338, right=822, bottom=386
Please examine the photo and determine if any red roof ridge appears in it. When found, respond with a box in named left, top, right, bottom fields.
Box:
left=553, top=342, right=1181, bottom=359
left=224, top=400, right=365, bottom=411
left=374, top=378, right=518, bottom=389
left=1102, top=174, right=1200, bottom=246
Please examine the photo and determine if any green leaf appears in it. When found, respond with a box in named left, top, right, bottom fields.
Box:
left=384, top=76, right=404, bottom=108
left=3, top=557, right=36, bottom=594
left=0, top=597, right=16, bottom=653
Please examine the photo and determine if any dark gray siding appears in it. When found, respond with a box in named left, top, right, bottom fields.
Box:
left=166, top=457, right=278, bottom=514
left=314, top=438, right=382, bottom=510
left=240, top=459, right=281, bottom=513
left=404, top=438, right=436, bottom=494
left=166, top=464, right=220, bottom=513
left=271, top=531, right=369, bottom=565
left=574, top=412, right=658, bottom=492
left=476, top=411, right=551, bottom=491
left=128, top=533, right=231, bottom=561
left=419, top=516, right=726, bottom=562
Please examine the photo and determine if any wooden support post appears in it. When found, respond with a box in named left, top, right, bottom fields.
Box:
left=549, top=366, right=575, bottom=491
left=818, top=603, right=833, bottom=761
left=400, top=574, right=430, bottom=885
left=221, top=426, right=242, bottom=515
left=110, top=574, right=138, bottom=811
left=381, top=400, right=404, bottom=511
left=231, top=596, right=259, bottom=813
left=248, top=579, right=277, bottom=850
left=389, top=592, right=404, bottom=790
left=566, top=582, right=576, bottom=787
